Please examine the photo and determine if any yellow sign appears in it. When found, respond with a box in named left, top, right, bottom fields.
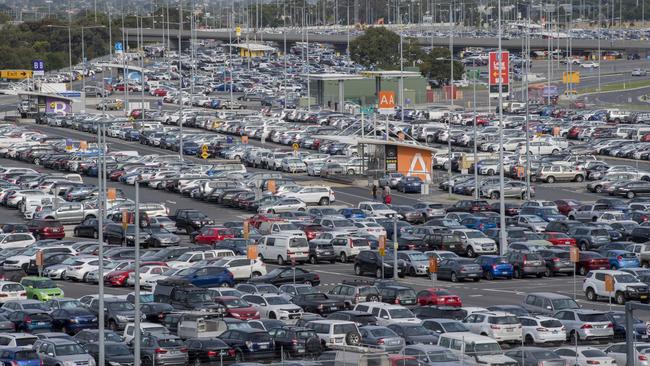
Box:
left=243, top=220, right=250, bottom=240
left=570, top=246, right=580, bottom=263
left=292, top=143, right=299, bottom=152
left=429, top=257, right=438, bottom=273
left=0, top=70, right=32, bottom=80
left=246, top=245, right=258, bottom=260
left=562, top=71, right=580, bottom=84
left=107, top=188, right=117, bottom=201
left=201, top=144, right=209, bottom=153
left=201, top=152, right=209, bottom=159
left=35, top=251, right=44, bottom=267
left=267, top=180, right=276, bottom=193
left=235, top=26, right=241, bottom=37
left=378, top=235, right=386, bottom=256
left=605, top=274, right=614, bottom=292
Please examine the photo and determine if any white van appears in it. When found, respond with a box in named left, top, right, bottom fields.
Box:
left=635, top=127, right=650, bottom=141
left=257, top=234, right=309, bottom=265
left=305, top=320, right=360, bottom=346
left=437, top=332, right=517, bottom=366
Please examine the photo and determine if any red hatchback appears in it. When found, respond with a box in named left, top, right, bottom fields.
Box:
left=542, top=232, right=577, bottom=246
left=104, top=261, right=167, bottom=286
left=577, top=251, right=610, bottom=276
left=192, top=226, right=235, bottom=245
left=26, top=219, right=64, bottom=240
left=416, top=288, right=462, bottom=307
left=213, top=296, right=260, bottom=320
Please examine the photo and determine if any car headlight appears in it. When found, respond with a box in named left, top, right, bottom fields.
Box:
left=126, top=235, right=134, bottom=240
left=63, top=361, right=76, bottom=366
left=116, top=315, right=128, bottom=322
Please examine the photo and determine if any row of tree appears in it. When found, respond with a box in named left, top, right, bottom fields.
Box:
left=350, top=27, right=465, bottom=86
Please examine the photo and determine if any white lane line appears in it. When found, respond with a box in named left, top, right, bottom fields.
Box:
left=469, top=294, right=483, bottom=297
left=484, top=288, right=525, bottom=295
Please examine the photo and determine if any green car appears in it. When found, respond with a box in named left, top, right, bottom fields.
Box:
left=20, top=277, right=64, bottom=301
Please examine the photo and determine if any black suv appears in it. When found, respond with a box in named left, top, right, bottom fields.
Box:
left=308, top=242, right=337, bottom=264
left=269, top=326, right=323, bottom=358
left=353, top=250, right=406, bottom=278
left=153, top=278, right=224, bottom=311
left=378, top=285, right=417, bottom=306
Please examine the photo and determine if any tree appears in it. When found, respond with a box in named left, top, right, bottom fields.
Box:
left=419, top=47, right=465, bottom=86
left=350, top=27, right=424, bottom=70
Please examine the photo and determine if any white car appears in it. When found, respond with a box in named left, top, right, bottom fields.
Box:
left=358, top=202, right=397, bottom=217
left=0, top=233, right=35, bottom=248
left=280, top=186, right=336, bottom=206
left=352, top=222, right=387, bottom=238
left=0, top=281, right=26, bottom=303
left=126, top=265, right=169, bottom=286
left=65, top=257, right=102, bottom=282
left=555, top=347, right=616, bottom=366
left=211, top=256, right=266, bottom=280
left=258, top=198, right=307, bottom=214
left=166, top=250, right=223, bottom=269
left=353, top=302, right=420, bottom=326
left=462, top=311, right=522, bottom=343
left=3, top=246, right=76, bottom=271
left=519, top=315, right=566, bottom=345
left=242, top=294, right=303, bottom=320
left=450, top=229, right=498, bottom=257
left=583, top=269, right=648, bottom=305
left=580, top=62, right=599, bottom=68
left=143, top=267, right=184, bottom=290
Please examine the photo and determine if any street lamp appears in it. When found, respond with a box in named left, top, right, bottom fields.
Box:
left=80, top=25, right=106, bottom=113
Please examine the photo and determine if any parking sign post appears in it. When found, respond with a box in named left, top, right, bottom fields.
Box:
left=570, top=246, right=579, bottom=300
left=429, top=257, right=437, bottom=289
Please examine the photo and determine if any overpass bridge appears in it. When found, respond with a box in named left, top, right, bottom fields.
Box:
left=124, top=27, right=650, bottom=53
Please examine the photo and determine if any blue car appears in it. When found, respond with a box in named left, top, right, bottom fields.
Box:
left=520, top=207, right=566, bottom=222
left=476, top=255, right=514, bottom=280
left=174, top=265, right=235, bottom=288
left=182, top=142, right=200, bottom=155
left=0, top=348, right=41, bottom=366
left=606, top=250, right=640, bottom=269
left=460, top=216, right=497, bottom=232
left=50, top=308, right=98, bottom=334
left=7, top=309, right=53, bottom=332
left=339, top=208, right=366, bottom=219
left=397, top=176, right=423, bottom=193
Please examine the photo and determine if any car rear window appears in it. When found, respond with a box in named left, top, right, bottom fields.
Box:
left=289, top=238, right=308, bottom=248
left=398, top=289, right=416, bottom=297
left=540, top=319, right=563, bottom=328
left=15, top=337, right=37, bottom=347
left=577, top=313, right=609, bottom=322
left=14, top=350, right=38, bottom=361
left=333, top=324, right=357, bottom=334
left=249, top=332, right=271, bottom=342
left=370, top=328, right=396, bottom=337
left=158, top=339, right=184, bottom=348
left=359, top=287, right=380, bottom=296
left=488, top=316, right=519, bottom=325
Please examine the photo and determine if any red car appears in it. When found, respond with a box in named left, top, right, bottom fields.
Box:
left=213, top=296, right=260, bottom=320
left=416, top=288, right=462, bottom=307
left=576, top=251, right=610, bottom=276
left=151, top=88, right=168, bottom=97
left=109, top=169, right=126, bottom=181
left=248, top=214, right=282, bottom=229
left=192, top=226, right=235, bottom=245
left=26, top=219, right=64, bottom=240
left=541, top=232, right=577, bottom=246
left=554, top=199, right=582, bottom=216
left=104, top=261, right=167, bottom=286
left=298, top=223, right=326, bottom=241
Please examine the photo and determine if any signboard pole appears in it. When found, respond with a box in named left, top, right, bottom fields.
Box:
left=570, top=246, right=579, bottom=300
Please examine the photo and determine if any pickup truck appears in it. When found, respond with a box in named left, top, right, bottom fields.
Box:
left=34, top=202, right=97, bottom=224
left=170, top=209, right=214, bottom=234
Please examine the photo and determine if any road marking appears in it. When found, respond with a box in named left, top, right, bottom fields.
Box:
left=469, top=294, right=483, bottom=297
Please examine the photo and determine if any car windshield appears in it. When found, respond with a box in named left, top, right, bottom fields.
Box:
left=552, top=298, right=580, bottom=310
left=278, top=224, right=298, bottom=230
left=289, top=238, right=308, bottom=248
left=614, top=274, right=639, bottom=283
left=428, top=351, right=459, bottom=362
left=58, top=300, right=83, bottom=309
left=465, top=231, right=487, bottom=239
left=55, top=344, right=85, bottom=356
left=107, top=302, right=135, bottom=311
left=333, top=324, right=357, bottom=334
left=582, top=350, right=607, bottom=357
left=23, top=303, right=50, bottom=311
left=177, top=253, right=197, bottom=261
left=188, top=292, right=212, bottom=303
left=106, top=344, right=131, bottom=356
left=408, top=253, right=428, bottom=261
left=266, top=297, right=291, bottom=305
left=370, top=204, right=390, bottom=210
left=388, top=309, right=415, bottom=319
left=370, top=328, right=397, bottom=337
left=442, top=322, right=468, bottom=332
left=467, top=342, right=502, bottom=356
left=527, top=216, right=545, bottom=223
left=222, top=298, right=250, bottom=308
left=404, top=326, right=430, bottom=336
left=577, top=313, right=609, bottom=322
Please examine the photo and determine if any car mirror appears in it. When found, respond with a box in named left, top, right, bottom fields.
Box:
left=546, top=306, right=552, bottom=310
left=382, top=315, right=389, bottom=319
left=47, top=353, right=54, bottom=357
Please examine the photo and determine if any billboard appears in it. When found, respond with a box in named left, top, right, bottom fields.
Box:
left=378, top=90, right=395, bottom=115
left=489, top=51, right=509, bottom=98
left=396, top=146, right=432, bottom=182
left=45, top=97, right=71, bottom=115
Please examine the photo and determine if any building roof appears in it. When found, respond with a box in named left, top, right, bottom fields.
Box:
left=224, top=43, right=276, bottom=52
left=306, top=73, right=365, bottom=81
left=360, top=71, right=422, bottom=78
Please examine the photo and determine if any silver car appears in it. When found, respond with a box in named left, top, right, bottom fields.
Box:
left=553, top=309, right=613, bottom=343
left=403, top=344, right=461, bottom=365
left=35, top=339, right=95, bottom=366
left=358, top=325, right=404, bottom=352
left=148, top=217, right=177, bottom=233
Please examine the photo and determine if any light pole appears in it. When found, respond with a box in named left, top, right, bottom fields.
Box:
left=46, top=25, right=73, bottom=90
left=80, top=25, right=106, bottom=112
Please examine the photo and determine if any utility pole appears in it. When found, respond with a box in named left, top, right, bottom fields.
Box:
left=178, top=0, right=184, bottom=161
left=498, top=0, right=507, bottom=255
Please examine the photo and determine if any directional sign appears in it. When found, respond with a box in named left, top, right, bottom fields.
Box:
left=361, top=106, right=374, bottom=114
left=378, top=90, right=396, bottom=115
left=201, top=151, right=209, bottom=159
left=467, top=69, right=481, bottom=80
left=489, top=51, right=509, bottom=97
left=242, top=136, right=249, bottom=144
left=570, top=246, right=579, bottom=263
left=605, top=274, right=614, bottom=293
left=32, top=60, right=44, bottom=76
left=292, top=143, right=300, bottom=152
left=562, top=71, right=580, bottom=84
left=378, top=235, right=386, bottom=256
left=201, top=144, right=209, bottom=153
left=115, top=42, right=123, bottom=54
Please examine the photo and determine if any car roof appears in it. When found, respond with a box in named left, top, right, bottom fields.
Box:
left=527, top=292, right=572, bottom=299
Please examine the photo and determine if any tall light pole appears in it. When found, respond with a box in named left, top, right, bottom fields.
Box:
left=498, top=0, right=507, bottom=256
left=80, top=25, right=106, bottom=112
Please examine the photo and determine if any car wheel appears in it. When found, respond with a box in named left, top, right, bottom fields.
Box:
left=546, top=176, right=555, bottom=183
left=354, top=265, right=362, bottom=275
left=485, top=271, right=494, bottom=280
left=628, top=191, right=636, bottom=199
left=490, top=192, right=499, bottom=199
left=586, top=287, right=597, bottom=301
left=345, top=332, right=361, bottom=346
left=73, top=229, right=79, bottom=237
left=466, top=246, right=475, bottom=258
left=594, top=185, right=603, bottom=193
left=579, top=265, right=587, bottom=276
left=375, top=268, right=382, bottom=279
left=574, top=175, right=584, bottom=182
left=580, top=242, right=588, bottom=251
left=251, top=271, right=262, bottom=277
left=451, top=272, right=458, bottom=282
left=339, top=252, right=347, bottom=263
left=616, top=292, right=626, bottom=305
left=545, top=268, right=553, bottom=277
left=347, top=169, right=355, bottom=175
left=277, top=256, right=285, bottom=265
left=185, top=227, right=192, bottom=235
left=310, top=256, right=317, bottom=265
left=408, top=267, right=416, bottom=276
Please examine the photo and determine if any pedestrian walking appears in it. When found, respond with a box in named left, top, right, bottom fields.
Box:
left=372, top=184, right=378, bottom=200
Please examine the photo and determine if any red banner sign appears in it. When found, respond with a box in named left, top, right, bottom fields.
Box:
left=489, top=51, right=509, bottom=97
